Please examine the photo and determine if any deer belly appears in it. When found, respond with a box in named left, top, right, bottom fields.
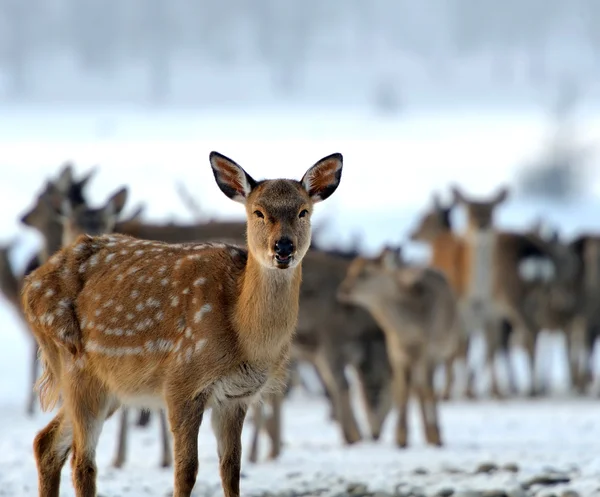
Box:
left=212, top=363, right=268, bottom=402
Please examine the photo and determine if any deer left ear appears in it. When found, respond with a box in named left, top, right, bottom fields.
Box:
left=301, top=153, right=343, bottom=203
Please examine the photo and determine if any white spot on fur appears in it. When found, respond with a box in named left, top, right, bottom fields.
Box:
left=45, top=288, right=55, bottom=298
left=131, top=290, right=140, bottom=298
left=135, top=250, right=144, bottom=256
left=78, top=263, right=87, bottom=273
left=195, top=338, right=207, bottom=353
left=105, top=253, right=116, bottom=262
left=171, top=296, right=179, bottom=307
left=193, top=277, right=206, bottom=286
left=146, top=297, right=160, bottom=308
left=86, top=340, right=144, bottom=356
left=116, top=305, right=123, bottom=312
left=94, top=309, right=101, bottom=317
left=155, top=310, right=164, bottom=321
left=185, top=327, right=192, bottom=338
left=126, top=313, right=135, bottom=321
left=74, top=243, right=86, bottom=253
left=136, top=303, right=144, bottom=312
left=103, top=299, right=114, bottom=308
left=185, top=347, right=193, bottom=363
left=158, top=266, right=167, bottom=274
left=194, top=303, right=212, bottom=323
left=161, top=278, right=169, bottom=286
left=116, top=274, right=124, bottom=282
left=89, top=254, right=99, bottom=267
left=182, top=288, right=190, bottom=294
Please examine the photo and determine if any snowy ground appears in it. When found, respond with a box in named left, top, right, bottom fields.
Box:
left=1, top=106, right=600, bottom=496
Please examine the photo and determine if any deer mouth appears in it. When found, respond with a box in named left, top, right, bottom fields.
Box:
left=274, top=253, right=293, bottom=268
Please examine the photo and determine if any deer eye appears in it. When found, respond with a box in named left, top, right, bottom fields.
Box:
left=254, top=210, right=264, bottom=219
left=299, top=209, right=309, bottom=218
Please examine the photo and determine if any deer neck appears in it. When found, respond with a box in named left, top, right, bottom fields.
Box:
left=233, top=253, right=302, bottom=364
left=464, top=227, right=496, bottom=300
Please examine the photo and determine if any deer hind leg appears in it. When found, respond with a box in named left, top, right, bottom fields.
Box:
left=314, top=354, right=361, bottom=444
left=414, top=362, right=442, bottom=447
left=63, top=378, right=112, bottom=497
left=440, top=354, right=455, bottom=401
left=158, top=409, right=173, bottom=468
left=167, top=391, right=209, bottom=497
left=211, top=402, right=249, bottom=497
left=33, top=407, right=73, bottom=497
left=484, top=317, right=505, bottom=399
left=391, top=360, right=411, bottom=448
left=27, top=341, right=40, bottom=416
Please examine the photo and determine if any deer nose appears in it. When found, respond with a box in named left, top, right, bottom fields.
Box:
left=274, top=237, right=294, bottom=258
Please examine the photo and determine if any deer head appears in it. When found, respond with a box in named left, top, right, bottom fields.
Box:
left=409, top=193, right=454, bottom=242
left=46, top=186, right=129, bottom=246
left=210, top=151, right=342, bottom=270
left=451, top=185, right=509, bottom=231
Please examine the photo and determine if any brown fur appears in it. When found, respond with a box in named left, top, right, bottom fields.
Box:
left=22, top=151, right=342, bottom=497
left=338, top=248, right=461, bottom=448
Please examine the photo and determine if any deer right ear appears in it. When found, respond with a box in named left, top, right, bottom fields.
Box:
left=210, top=152, right=257, bottom=204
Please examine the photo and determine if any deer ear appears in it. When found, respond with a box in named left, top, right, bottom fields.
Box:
left=451, top=185, right=466, bottom=205
left=301, top=153, right=343, bottom=203
left=76, top=165, right=98, bottom=190
left=493, top=186, right=509, bottom=205
left=378, top=247, right=399, bottom=271
left=104, top=187, right=129, bottom=217
left=210, top=152, right=257, bottom=204
left=55, top=162, right=75, bottom=192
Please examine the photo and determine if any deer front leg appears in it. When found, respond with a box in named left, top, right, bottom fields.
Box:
left=112, top=408, right=129, bottom=469
left=248, top=401, right=264, bottom=463
left=264, top=392, right=283, bottom=460
left=211, top=402, right=248, bottom=497
left=33, top=408, right=72, bottom=497
left=158, top=409, right=173, bottom=468
left=314, top=354, right=361, bottom=444
left=484, top=318, right=505, bottom=399
left=167, top=392, right=208, bottom=497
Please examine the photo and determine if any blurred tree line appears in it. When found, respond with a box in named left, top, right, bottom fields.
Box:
left=0, top=0, right=599, bottom=103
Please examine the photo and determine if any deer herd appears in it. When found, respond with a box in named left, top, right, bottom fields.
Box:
left=0, top=156, right=598, bottom=497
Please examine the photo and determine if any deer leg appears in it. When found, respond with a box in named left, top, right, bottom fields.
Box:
left=391, top=361, right=411, bottom=448
left=523, top=329, right=542, bottom=397
left=310, top=362, right=337, bottom=420
left=158, top=409, right=172, bottom=468
left=354, top=364, right=392, bottom=441
left=440, top=354, right=455, bottom=401
left=265, top=392, right=283, bottom=460
left=112, top=407, right=129, bottom=469
left=248, top=401, right=264, bottom=463
left=27, top=341, right=39, bottom=416
left=314, top=354, right=361, bottom=444
left=415, top=362, right=442, bottom=447
left=33, top=407, right=72, bottom=497
left=167, top=391, right=208, bottom=497
left=484, top=318, right=504, bottom=399
left=211, top=402, right=248, bottom=497
left=66, top=383, right=111, bottom=497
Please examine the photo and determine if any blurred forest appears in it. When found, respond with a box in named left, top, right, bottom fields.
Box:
left=0, top=0, right=600, bottom=108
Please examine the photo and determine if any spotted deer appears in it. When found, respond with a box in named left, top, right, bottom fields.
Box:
left=22, top=151, right=342, bottom=497
left=337, top=247, right=461, bottom=447
left=452, top=186, right=579, bottom=397
left=44, top=181, right=173, bottom=469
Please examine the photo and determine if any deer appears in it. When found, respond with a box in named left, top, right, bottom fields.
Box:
left=451, top=185, right=581, bottom=397
left=43, top=181, right=173, bottom=469
left=408, top=194, right=476, bottom=400
left=22, top=151, right=343, bottom=497
left=337, top=247, right=462, bottom=448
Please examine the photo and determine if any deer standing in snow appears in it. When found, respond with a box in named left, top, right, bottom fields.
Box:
left=22, top=151, right=342, bottom=497
left=337, top=248, right=461, bottom=447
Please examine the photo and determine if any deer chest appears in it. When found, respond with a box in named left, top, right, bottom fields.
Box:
left=212, top=362, right=269, bottom=403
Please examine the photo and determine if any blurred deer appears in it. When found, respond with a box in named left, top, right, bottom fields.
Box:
left=409, top=194, right=475, bottom=399
left=452, top=186, right=581, bottom=397
left=23, top=151, right=342, bottom=497
left=338, top=247, right=462, bottom=447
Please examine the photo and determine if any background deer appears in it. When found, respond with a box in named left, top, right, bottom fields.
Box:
left=337, top=247, right=462, bottom=448
left=22, top=151, right=342, bottom=497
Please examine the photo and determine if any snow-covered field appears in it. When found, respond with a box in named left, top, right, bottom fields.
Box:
left=1, top=106, right=600, bottom=496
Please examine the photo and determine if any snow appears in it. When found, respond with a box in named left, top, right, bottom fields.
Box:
left=1, top=106, right=600, bottom=496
